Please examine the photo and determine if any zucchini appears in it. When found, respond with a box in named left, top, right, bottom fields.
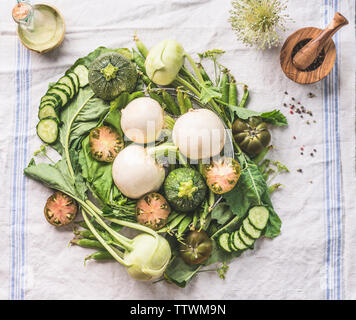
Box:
left=36, top=117, right=59, bottom=144
left=218, top=233, right=231, bottom=252
left=38, top=105, right=58, bottom=120
left=232, top=231, right=248, bottom=251
left=58, top=75, right=75, bottom=98
left=47, top=88, right=66, bottom=107
left=74, top=65, right=89, bottom=87
left=238, top=228, right=254, bottom=248
left=67, top=72, right=79, bottom=94
left=242, top=219, right=261, bottom=240
left=248, top=206, right=269, bottom=231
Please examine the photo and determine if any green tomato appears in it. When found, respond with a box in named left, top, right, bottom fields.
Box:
left=180, top=230, right=213, bottom=265
left=145, top=40, right=184, bottom=85
left=232, top=117, right=271, bottom=156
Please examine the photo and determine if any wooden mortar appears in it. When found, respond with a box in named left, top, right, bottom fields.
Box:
left=280, top=12, right=348, bottom=84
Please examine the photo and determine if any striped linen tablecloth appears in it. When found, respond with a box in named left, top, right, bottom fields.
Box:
left=0, top=0, right=355, bottom=300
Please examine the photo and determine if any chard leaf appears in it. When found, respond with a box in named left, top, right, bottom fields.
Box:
left=211, top=203, right=234, bottom=225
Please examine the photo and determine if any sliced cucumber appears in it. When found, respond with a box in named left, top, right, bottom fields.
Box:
left=47, top=88, right=67, bottom=107
left=58, top=75, right=75, bottom=99
left=248, top=206, right=269, bottom=231
left=228, top=232, right=238, bottom=251
left=40, top=100, right=57, bottom=110
left=36, top=117, right=59, bottom=144
left=38, top=105, right=58, bottom=120
left=242, top=219, right=262, bottom=240
left=232, top=231, right=248, bottom=251
left=52, top=83, right=71, bottom=100
left=67, top=72, right=79, bottom=94
left=74, top=65, right=89, bottom=87
left=40, top=94, right=58, bottom=105
left=238, top=228, right=255, bottom=247
left=218, top=233, right=232, bottom=253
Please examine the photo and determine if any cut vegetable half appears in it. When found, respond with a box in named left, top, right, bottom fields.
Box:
left=58, top=75, right=76, bottom=98
left=242, top=218, right=261, bottom=240
left=44, top=191, right=78, bottom=227
left=36, top=117, right=59, bottom=144
left=232, top=230, right=248, bottom=251
left=89, top=126, right=124, bottom=162
left=218, top=232, right=232, bottom=252
left=67, top=72, right=80, bottom=93
left=238, top=228, right=254, bottom=247
left=47, top=88, right=67, bottom=107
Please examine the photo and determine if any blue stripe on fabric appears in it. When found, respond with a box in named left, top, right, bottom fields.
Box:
left=323, top=0, right=344, bottom=300
left=11, top=39, right=30, bottom=300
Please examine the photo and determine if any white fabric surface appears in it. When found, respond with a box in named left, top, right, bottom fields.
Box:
left=0, top=0, right=355, bottom=300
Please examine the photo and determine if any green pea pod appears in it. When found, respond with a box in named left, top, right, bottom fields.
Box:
left=148, top=91, right=166, bottom=108
left=229, top=79, right=238, bottom=106
left=177, top=89, right=187, bottom=114
left=190, top=211, right=199, bottom=230
left=134, top=34, right=149, bottom=58
left=110, top=92, right=129, bottom=111
left=177, top=216, right=193, bottom=238
left=76, top=230, right=96, bottom=240
left=132, top=48, right=146, bottom=73
left=168, top=214, right=187, bottom=230
left=167, top=211, right=180, bottom=224
left=219, top=72, right=229, bottom=104
left=71, top=238, right=105, bottom=250
left=183, top=93, right=193, bottom=112
left=162, top=90, right=180, bottom=115
left=128, top=91, right=145, bottom=103
left=85, top=251, right=115, bottom=261
left=238, top=85, right=249, bottom=108
left=76, top=221, right=89, bottom=230
left=197, top=63, right=212, bottom=84
left=164, top=114, right=176, bottom=131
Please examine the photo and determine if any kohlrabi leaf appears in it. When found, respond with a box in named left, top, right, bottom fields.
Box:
left=228, top=106, right=287, bottom=127
left=260, top=110, right=288, bottom=126
left=211, top=203, right=234, bottom=225
left=200, top=85, right=222, bottom=104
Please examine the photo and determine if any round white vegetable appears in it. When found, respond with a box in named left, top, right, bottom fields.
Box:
left=112, top=144, right=165, bottom=199
left=121, top=97, right=164, bottom=144
left=172, top=109, right=226, bottom=160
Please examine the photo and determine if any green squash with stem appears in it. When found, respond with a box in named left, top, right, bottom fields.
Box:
left=88, top=52, right=138, bottom=100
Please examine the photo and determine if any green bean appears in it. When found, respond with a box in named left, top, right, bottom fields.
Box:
left=162, top=90, right=180, bottom=115
left=238, top=85, right=249, bottom=108
left=228, top=77, right=238, bottom=106
left=219, top=72, right=229, bottom=104
left=71, top=238, right=105, bottom=250
left=134, top=34, right=149, bottom=58
left=177, top=89, right=187, bottom=114
left=85, top=250, right=115, bottom=261
left=128, top=91, right=145, bottom=103
left=183, top=93, right=193, bottom=111
left=132, top=48, right=146, bottom=73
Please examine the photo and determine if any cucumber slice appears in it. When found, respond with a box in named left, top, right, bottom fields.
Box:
left=40, top=95, right=58, bottom=105
left=47, top=88, right=67, bottom=107
left=40, top=100, right=57, bottom=109
left=242, top=219, right=261, bottom=240
left=238, top=228, right=255, bottom=247
left=52, top=83, right=71, bottom=100
left=38, top=105, right=58, bottom=120
left=228, top=232, right=238, bottom=251
left=248, top=206, right=269, bottom=231
left=36, top=117, right=59, bottom=144
left=218, top=233, right=232, bottom=252
left=232, top=231, right=248, bottom=251
left=67, top=72, right=79, bottom=94
left=74, top=65, right=89, bottom=87
left=58, top=75, right=75, bottom=99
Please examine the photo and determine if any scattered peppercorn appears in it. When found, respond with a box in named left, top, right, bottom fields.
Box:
left=308, top=92, right=316, bottom=98
left=313, top=149, right=317, bottom=152
left=293, top=136, right=296, bottom=140
left=284, top=91, right=288, bottom=95
left=297, top=169, right=303, bottom=173
left=310, top=153, right=314, bottom=157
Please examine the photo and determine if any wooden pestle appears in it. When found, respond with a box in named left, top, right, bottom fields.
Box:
left=292, top=12, right=348, bottom=70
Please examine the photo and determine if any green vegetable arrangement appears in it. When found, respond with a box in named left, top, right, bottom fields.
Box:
left=24, top=37, right=288, bottom=288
